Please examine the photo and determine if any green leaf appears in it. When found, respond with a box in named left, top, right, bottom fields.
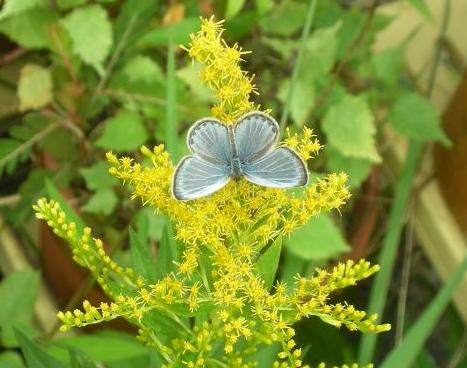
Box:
left=380, top=257, right=467, bottom=368
left=279, top=79, right=315, bottom=127
left=326, top=145, right=373, bottom=189
left=322, top=95, right=380, bottom=162
left=14, top=329, right=65, bottom=368
left=61, top=4, right=112, bottom=74
left=370, top=47, right=404, bottom=86
left=390, top=92, right=449, bottom=145
left=155, top=222, right=178, bottom=279
left=259, top=1, right=308, bottom=36
left=79, top=161, right=117, bottom=190
left=82, top=189, right=117, bottom=215
left=69, top=349, right=97, bottom=368
left=0, top=138, right=22, bottom=176
left=95, top=111, right=148, bottom=152
left=287, top=214, right=350, bottom=261
left=57, top=0, right=87, bottom=10
left=255, top=0, right=273, bottom=16
left=17, top=64, right=52, bottom=111
left=225, top=0, right=246, bottom=19
left=134, top=207, right=166, bottom=241
left=300, top=21, right=341, bottom=80
left=129, top=227, right=157, bottom=283
left=408, top=0, right=432, bottom=19
left=256, top=237, right=283, bottom=290
left=122, top=55, right=164, bottom=83
left=0, top=269, right=40, bottom=330
left=137, top=18, right=201, bottom=47
left=0, top=351, right=25, bottom=368
left=45, top=179, right=85, bottom=234
left=177, top=63, right=215, bottom=103
left=49, top=331, right=149, bottom=363
left=262, top=37, right=297, bottom=59
left=0, top=7, right=59, bottom=49
left=0, top=0, right=45, bottom=20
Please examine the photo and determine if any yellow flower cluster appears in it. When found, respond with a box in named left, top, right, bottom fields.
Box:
left=33, top=17, right=390, bottom=368
left=183, top=17, right=257, bottom=123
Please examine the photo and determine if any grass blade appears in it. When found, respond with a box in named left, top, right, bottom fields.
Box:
left=357, top=142, right=423, bottom=364
left=165, top=39, right=178, bottom=160
left=279, top=0, right=317, bottom=132
left=380, top=256, right=467, bottom=368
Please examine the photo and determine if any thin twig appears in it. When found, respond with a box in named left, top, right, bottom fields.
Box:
left=0, top=48, right=28, bottom=66
left=311, top=0, right=380, bottom=121
left=91, top=14, right=138, bottom=104
left=50, top=28, right=78, bottom=84
left=395, top=209, right=415, bottom=344
left=0, top=122, right=61, bottom=169
left=100, top=89, right=190, bottom=112
left=0, top=194, right=21, bottom=207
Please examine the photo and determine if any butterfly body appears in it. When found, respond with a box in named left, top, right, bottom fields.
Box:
left=172, top=111, right=308, bottom=201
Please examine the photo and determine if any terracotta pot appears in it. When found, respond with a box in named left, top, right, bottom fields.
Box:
left=434, top=71, right=467, bottom=234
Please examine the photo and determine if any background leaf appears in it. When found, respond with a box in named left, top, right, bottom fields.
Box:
left=371, top=47, right=405, bottom=86
left=390, top=92, right=449, bottom=144
left=0, top=7, right=58, bottom=48
left=14, top=329, right=65, bottom=368
left=0, top=0, right=45, bottom=20
left=322, top=95, right=380, bottom=162
left=255, top=237, right=283, bottom=290
left=286, top=214, right=350, bottom=260
left=49, top=332, right=149, bottom=363
left=155, top=222, right=178, bottom=279
left=95, top=111, right=148, bottom=152
left=259, top=1, right=307, bottom=36
left=326, top=145, right=373, bottom=189
left=81, top=189, right=118, bottom=215
left=408, top=0, right=432, bottom=19
left=79, top=161, right=117, bottom=191
left=0, top=269, right=40, bottom=347
left=129, top=226, right=157, bottom=283
left=17, top=64, right=53, bottom=111
left=122, top=55, right=164, bottom=83
left=61, top=4, right=113, bottom=74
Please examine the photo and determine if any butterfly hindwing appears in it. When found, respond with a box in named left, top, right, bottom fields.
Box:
left=242, top=147, right=308, bottom=188
left=234, top=112, right=279, bottom=163
left=187, top=118, right=231, bottom=165
left=172, top=156, right=231, bottom=201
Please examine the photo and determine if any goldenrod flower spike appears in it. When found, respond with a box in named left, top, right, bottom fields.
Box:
left=33, top=17, right=390, bottom=367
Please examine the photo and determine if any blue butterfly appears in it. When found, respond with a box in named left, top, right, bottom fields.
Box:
left=172, top=111, right=309, bottom=201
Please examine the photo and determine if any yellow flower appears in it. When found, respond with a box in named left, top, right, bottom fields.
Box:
left=33, top=17, right=390, bottom=368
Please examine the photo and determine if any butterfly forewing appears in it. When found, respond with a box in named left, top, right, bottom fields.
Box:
left=187, top=119, right=231, bottom=164
left=242, top=147, right=308, bottom=188
left=172, top=156, right=230, bottom=200
left=234, top=112, right=279, bottom=163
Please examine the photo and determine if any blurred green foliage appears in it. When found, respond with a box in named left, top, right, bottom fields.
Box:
left=0, top=0, right=462, bottom=367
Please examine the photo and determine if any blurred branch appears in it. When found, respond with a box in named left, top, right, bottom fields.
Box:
left=0, top=48, right=28, bottom=66
left=91, top=14, right=138, bottom=104
left=0, top=194, right=21, bottom=207
left=0, top=122, right=61, bottom=170
left=100, top=89, right=190, bottom=112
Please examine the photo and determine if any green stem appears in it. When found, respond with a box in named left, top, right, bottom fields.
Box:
left=357, top=142, right=423, bottom=364
left=279, top=0, right=317, bottom=132
left=165, top=39, right=178, bottom=160
left=358, top=0, right=452, bottom=363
